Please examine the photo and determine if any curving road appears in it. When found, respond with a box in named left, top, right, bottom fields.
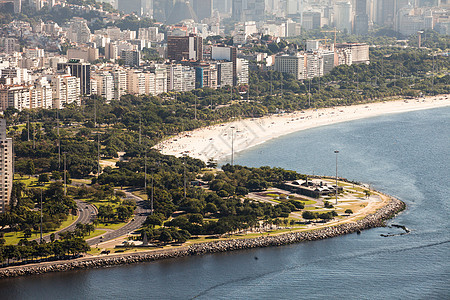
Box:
left=35, top=200, right=97, bottom=243
left=87, top=189, right=151, bottom=246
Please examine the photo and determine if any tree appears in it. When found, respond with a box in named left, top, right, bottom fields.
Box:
left=26, top=160, right=35, bottom=178
left=159, top=230, right=172, bottom=244
left=302, top=211, right=316, bottom=220
left=144, top=214, right=163, bottom=227
left=188, top=213, right=204, bottom=225
left=38, top=174, right=50, bottom=184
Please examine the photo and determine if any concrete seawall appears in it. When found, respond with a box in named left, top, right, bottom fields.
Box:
left=0, top=198, right=405, bottom=279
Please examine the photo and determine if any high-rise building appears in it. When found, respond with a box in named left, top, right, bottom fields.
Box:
left=167, top=64, right=196, bottom=92
left=57, top=60, right=91, bottom=95
left=274, top=54, right=306, bottom=80
left=0, top=119, right=13, bottom=213
left=232, top=0, right=265, bottom=21
left=51, top=73, right=81, bottom=109
left=302, top=11, right=322, bottom=30
left=67, top=18, right=91, bottom=44
left=121, top=50, right=141, bottom=67
left=0, top=85, right=31, bottom=111
left=334, top=2, right=353, bottom=33
left=216, top=61, right=233, bottom=88
left=92, top=72, right=114, bottom=102
left=112, top=69, right=127, bottom=100
left=194, top=63, right=217, bottom=89
left=211, top=45, right=238, bottom=85
left=126, top=70, right=146, bottom=95
left=167, top=34, right=203, bottom=61
left=335, top=43, right=369, bottom=64
left=354, top=0, right=369, bottom=34
left=236, top=58, right=248, bottom=85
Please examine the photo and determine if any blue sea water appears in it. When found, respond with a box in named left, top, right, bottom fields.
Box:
left=0, top=106, right=449, bottom=299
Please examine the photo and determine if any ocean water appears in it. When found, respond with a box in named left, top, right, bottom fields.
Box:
left=1, top=107, right=449, bottom=299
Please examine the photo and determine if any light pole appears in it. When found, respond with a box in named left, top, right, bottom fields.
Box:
left=63, top=152, right=67, bottom=196
left=40, top=189, right=43, bottom=243
left=230, top=126, right=235, bottom=166
left=334, top=150, right=339, bottom=204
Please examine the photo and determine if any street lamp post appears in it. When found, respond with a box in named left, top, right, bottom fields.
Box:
left=230, top=126, right=235, bottom=166
left=63, top=152, right=67, bottom=196
left=334, top=150, right=339, bottom=204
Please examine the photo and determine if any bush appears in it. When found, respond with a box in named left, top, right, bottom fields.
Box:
left=345, top=209, right=353, bottom=214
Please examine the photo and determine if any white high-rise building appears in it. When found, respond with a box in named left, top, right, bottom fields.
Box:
left=274, top=54, right=306, bottom=80
left=113, top=69, right=127, bottom=100
left=92, top=72, right=114, bottom=102
left=31, top=77, right=52, bottom=109
left=236, top=58, right=249, bottom=85
left=334, top=2, right=353, bottom=33
left=51, top=74, right=81, bottom=109
left=0, top=85, right=31, bottom=111
left=0, top=119, right=13, bottom=213
left=167, top=64, right=196, bottom=92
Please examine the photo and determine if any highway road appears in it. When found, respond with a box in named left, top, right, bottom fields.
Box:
left=87, top=189, right=151, bottom=246
left=34, top=200, right=97, bottom=243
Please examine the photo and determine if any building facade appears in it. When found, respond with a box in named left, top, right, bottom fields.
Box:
left=0, top=119, right=13, bottom=213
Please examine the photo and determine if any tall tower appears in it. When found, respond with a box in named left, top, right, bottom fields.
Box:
left=0, top=119, right=13, bottom=213
left=354, top=0, right=369, bottom=34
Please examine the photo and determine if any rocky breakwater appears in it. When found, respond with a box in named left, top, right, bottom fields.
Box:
left=0, top=198, right=405, bottom=279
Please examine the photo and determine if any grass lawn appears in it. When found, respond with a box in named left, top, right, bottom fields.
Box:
left=131, top=190, right=147, bottom=200
left=96, top=222, right=128, bottom=230
left=84, top=229, right=106, bottom=240
left=3, top=214, right=79, bottom=245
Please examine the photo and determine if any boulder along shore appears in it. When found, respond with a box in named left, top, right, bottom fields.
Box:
left=0, top=197, right=405, bottom=279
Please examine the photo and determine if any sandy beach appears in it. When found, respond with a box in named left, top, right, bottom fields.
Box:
left=155, top=95, right=450, bottom=162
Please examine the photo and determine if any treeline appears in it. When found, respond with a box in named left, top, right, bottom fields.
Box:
left=0, top=238, right=89, bottom=267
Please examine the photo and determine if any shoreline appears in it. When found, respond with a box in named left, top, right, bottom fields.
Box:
left=155, top=95, right=450, bottom=162
left=0, top=196, right=405, bottom=279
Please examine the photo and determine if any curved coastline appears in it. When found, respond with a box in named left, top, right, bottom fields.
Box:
left=0, top=197, right=405, bottom=279
left=156, top=95, right=450, bottom=163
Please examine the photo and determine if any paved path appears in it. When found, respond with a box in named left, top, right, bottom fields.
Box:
left=87, top=189, right=151, bottom=246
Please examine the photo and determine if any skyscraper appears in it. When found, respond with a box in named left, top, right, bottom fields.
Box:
left=354, top=0, right=369, bottom=34
left=232, top=0, right=265, bottom=21
left=0, top=119, right=13, bottom=213
left=57, top=60, right=91, bottom=95
left=334, top=1, right=353, bottom=33
left=167, top=34, right=203, bottom=61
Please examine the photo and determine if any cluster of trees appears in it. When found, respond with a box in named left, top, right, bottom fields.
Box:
left=96, top=202, right=134, bottom=223
left=59, top=223, right=95, bottom=239
left=302, top=210, right=338, bottom=221
left=138, top=226, right=191, bottom=245
left=0, top=237, right=89, bottom=266
left=136, top=164, right=308, bottom=237
left=0, top=182, right=76, bottom=235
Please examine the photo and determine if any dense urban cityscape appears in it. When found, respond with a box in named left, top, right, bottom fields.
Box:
left=0, top=0, right=448, bottom=298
